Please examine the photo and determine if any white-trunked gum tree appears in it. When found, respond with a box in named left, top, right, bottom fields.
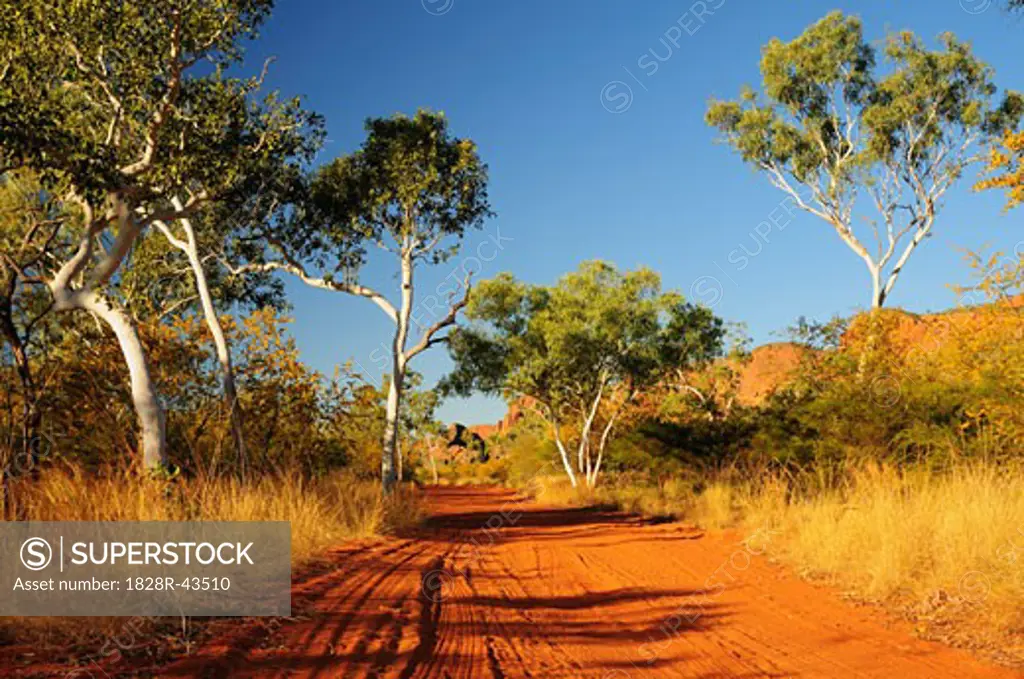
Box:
left=233, top=110, right=492, bottom=493
left=706, top=12, right=1023, bottom=310
left=441, top=261, right=726, bottom=488
left=0, top=0, right=322, bottom=470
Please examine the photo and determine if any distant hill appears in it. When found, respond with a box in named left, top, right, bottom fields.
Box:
left=732, top=342, right=808, bottom=406
left=843, top=294, right=1024, bottom=353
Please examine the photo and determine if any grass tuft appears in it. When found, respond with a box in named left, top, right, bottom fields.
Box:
left=742, top=463, right=1024, bottom=658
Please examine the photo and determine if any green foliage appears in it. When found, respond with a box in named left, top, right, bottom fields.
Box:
left=0, top=172, right=65, bottom=347
left=397, top=372, right=442, bottom=443
left=314, top=369, right=440, bottom=479
left=706, top=11, right=1023, bottom=308
left=434, top=455, right=510, bottom=486
left=297, top=109, right=492, bottom=270
left=707, top=12, right=1020, bottom=177
left=442, top=260, right=726, bottom=485
left=539, top=301, right=1024, bottom=494
left=0, top=0, right=323, bottom=470
left=631, top=415, right=756, bottom=472
left=0, top=0, right=322, bottom=311
left=752, top=306, right=1024, bottom=473
left=1, top=0, right=317, bottom=193
left=236, top=109, right=491, bottom=490
left=444, top=261, right=724, bottom=406
left=0, top=305, right=442, bottom=480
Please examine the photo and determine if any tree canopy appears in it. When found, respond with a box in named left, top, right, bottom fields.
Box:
left=307, top=110, right=492, bottom=268
left=706, top=11, right=1023, bottom=309
left=235, top=109, right=492, bottom=492
left=0, top=0, right=322, bottom=468
left=442, top=261, right=726, bottom=487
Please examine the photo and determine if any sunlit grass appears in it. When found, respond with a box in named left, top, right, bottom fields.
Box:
left=3, top=465, right=423, bottom=561
left=742, top=463, right=1024, bottom=656
left=0, top=464, right=425, bottom=650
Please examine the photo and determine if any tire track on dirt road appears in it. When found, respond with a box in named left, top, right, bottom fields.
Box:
left=153, top=486, right=1019, bottom=679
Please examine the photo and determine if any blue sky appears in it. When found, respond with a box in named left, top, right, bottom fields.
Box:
left=244, top=0, right=1024, bottom=425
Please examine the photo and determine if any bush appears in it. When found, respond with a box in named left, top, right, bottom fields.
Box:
left=752, top=305, right=1024, bottom=473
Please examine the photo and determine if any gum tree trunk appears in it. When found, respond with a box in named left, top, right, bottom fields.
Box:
left=47, top=196, right=168, bottom=471
left=166, top=202, right=248, bottom=474
left=381, top=368, right=403, bottom=493
left=78, top=291, right=167, bottom=470
left=549, top=418, right=579, bottom=488
left=869, top=264, right=886, bottom=310
left=382, top=246, right=414, bottom=494
left=238, top=227, right=470, bottom=496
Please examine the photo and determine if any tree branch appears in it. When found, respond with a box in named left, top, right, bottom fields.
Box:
left=225, top=257, right=399, bottom=323
left=404, top=272, right=472, bottom=361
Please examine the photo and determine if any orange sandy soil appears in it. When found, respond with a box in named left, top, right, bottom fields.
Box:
left=5, top=486, right=1021, bottom=678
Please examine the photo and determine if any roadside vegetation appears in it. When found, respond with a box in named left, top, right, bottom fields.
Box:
left=0, top=0, right=439, bottom=657
left=429, top=13, right=1024, bottom=661
left=2, top=0, right=1024, bottom=671
left=1, top=466, right=422, bottom=656
left=5, top=467, right=423, bottom=557
left=480, top=296, right=1024, bottom=661
left=528, top=462, right=1022, bottom=661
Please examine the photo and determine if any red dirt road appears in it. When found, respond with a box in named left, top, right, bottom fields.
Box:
left=162, top=487, right=1018, bottom=679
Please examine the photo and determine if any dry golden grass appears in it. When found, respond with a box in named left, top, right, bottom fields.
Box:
left=0, top=464, right=424, bottom=650
left=740, top=463, right=1024, bottom=659
left=3, top=466, right=423, bottom=562
left=533, top=474, right=739, bottom=529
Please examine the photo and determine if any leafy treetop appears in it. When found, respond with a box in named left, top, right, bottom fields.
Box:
left=290, top=109, right=492, bottom=277
left=443, top=262, right=725, bottom=403
left=706, top=11, right=1023, bottom=308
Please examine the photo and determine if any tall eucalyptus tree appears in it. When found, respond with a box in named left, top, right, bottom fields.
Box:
left=706, top=12, right=1022, bottom=309
left=235, top=110, right=491, bottom=492
left=0, top=0, right=319, bottom=468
